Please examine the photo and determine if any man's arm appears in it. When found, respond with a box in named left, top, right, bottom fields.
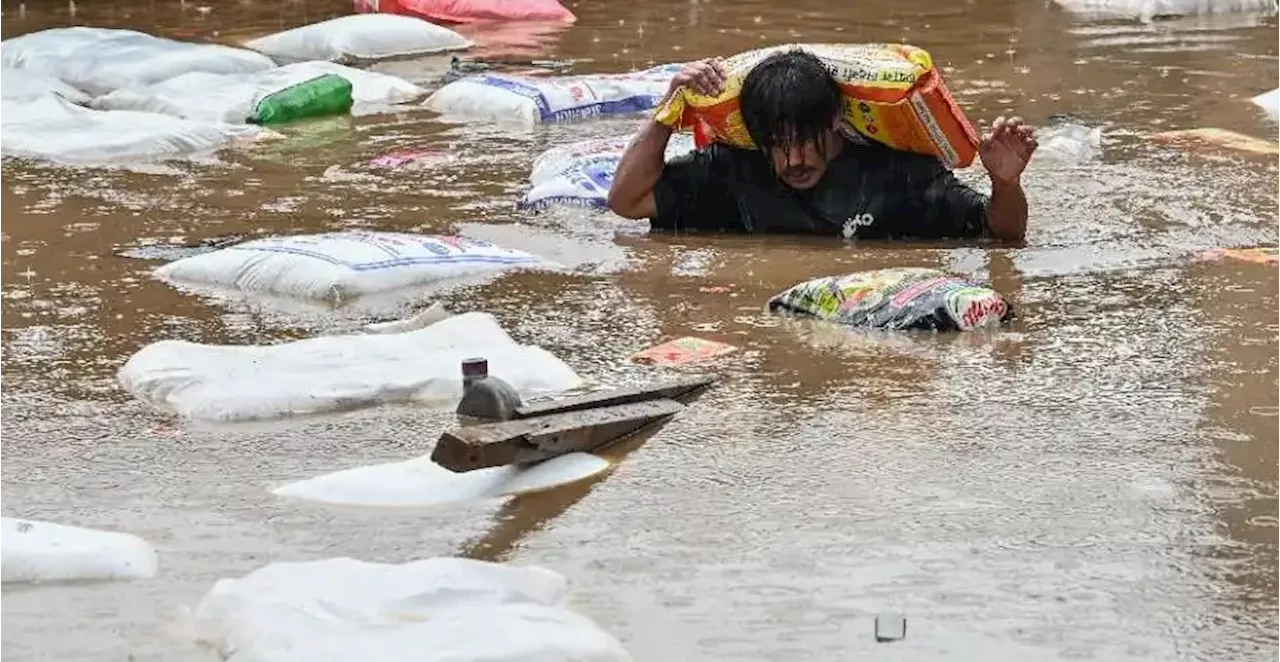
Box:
left=985, top=179, right=1028, bottom=242
left=606, top=58, right=727, bottom=221
left=977, top=115, right=1038, bottom=242
left=915, top=166, right=1027, bottom=242
left=606, top=120, right=672, bottom=219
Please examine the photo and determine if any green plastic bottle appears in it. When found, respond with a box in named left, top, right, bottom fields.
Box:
left=251, top=74, right=354, bottom=126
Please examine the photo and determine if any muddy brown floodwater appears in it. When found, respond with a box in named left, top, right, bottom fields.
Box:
left=1, top=0, right=1277, bottom=659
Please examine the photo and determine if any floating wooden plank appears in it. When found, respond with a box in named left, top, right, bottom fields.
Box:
left=512, top=374, right=717, bottom=419
left=1152, top=128, right=1279, bottom=156
left=432, top=399, right=685, bottom=473
left=1201, top=246, right=1278, bottom=267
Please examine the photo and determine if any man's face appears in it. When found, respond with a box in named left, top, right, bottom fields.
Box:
left=768, top=128, right=838, bottom=190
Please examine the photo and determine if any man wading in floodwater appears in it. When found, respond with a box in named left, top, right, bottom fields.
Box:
left=607, top=50, right=1038, bottom=242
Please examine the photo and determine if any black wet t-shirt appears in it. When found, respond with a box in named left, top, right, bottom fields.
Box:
left=651, top=137, right=990, bottom=240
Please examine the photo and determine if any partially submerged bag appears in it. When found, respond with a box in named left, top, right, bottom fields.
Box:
left=1, top=517, right=159, bottom=584
left=243, top=14, right=471, bottom=63
left=654, top=44, right=980, bottom=168
left=767, top=267, right=1013, bottom=331
left=424, top=64, right=682, bottom=124
left=93, top=62, right=421, bottom=124
left=356, top=0, right=576, bottom=23
left=153, top=231, right=555, bottom=302
left=1, top=96, right=275, bottom=166
left=519, top=132, right=696, bottom=210
left=0, top=27, right=275, bottom=96
left=117, top=312, right=583, bottom=422
left=191, top=557, right=629, bottom=662
left=0, top=67, right=91, bottom=104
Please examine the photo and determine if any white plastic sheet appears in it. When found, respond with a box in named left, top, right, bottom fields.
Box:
left=91, top=61, right=427, bottom=123
left=1, top=96, right=275, bottom=166
left=1, top=517, right=159, bottom=584
left=1033, top=122, right=1104, bottom=165
left=0, top=27, right=275, bottom=96
left=274, top=451, right=611, bottom=507
left=424, top=64, right=682, bottom=124
left=117, top=312, right=583, bottom=422
left=153, top=231, right=555, bottom=302
left=1052, top=0, right=1277, bottom=20
left=191, top=557, right=630, bottom=662
left=243, top=14, right=472, bottom=64
left=1251, top=87, right=1278, bottom=121
left=0, top=67, right=91, bottom=104
left=520, top=132, right=697, bottom=210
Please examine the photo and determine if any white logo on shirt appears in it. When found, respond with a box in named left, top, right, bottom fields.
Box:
left=842, top=213, right=875, bottom=238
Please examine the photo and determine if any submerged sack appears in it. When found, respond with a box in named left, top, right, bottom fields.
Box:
left=1, top=96, right=274, bottom=166
left=243, top=14, right=471, bottom=63
left=654, top=43, right=980, bottom=168
left=117, top=312, right=583, bottom=422
left=520, top=133, right=696, bottom=210
left=191, top=558, right=629, bottom=662
left=93, top=62, right=423, bottom=124
left=1, top=517, right=159, bottom=584
left=357, top=0, right=576, bottom=23
left=424, top=64, right=682, bottom=124
left=767, top=267, right=1013, bottom=331
left=153, top=231, right=554, bottom=302
left=0, top=27, right=275, bottom=96
left=0, top=68, right=91, bottom=104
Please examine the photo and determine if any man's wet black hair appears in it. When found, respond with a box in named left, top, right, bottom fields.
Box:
left=739, top=49, right=842, bottom=160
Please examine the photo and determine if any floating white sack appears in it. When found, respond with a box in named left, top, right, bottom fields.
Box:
left=274, top=452, right=611, bottom=507
left=520, top=132, right=696, bottom=210
left=117, top=311, right=583, bottom=422
left=1052, top=0, right=1277, bottom=20
left=1251, top=87, right=1278, bottom=121
left=0, top=27, right=275, bottom=96
left=92, top=61, right=427, bottom=123
left=243, top=14, right=472, bottom=64
left=153, top=231, right=554, bottom=302
left=0, top=67, right=91, bottom=104
left=424, top=64, right=682, bottom=124
left=191, top=557, right=630, bottom=662
left=1, top=96, right=274, bottom=166
left=1, top=517, right=159, bottom=584
left=529, top=135, right=632, bottom=186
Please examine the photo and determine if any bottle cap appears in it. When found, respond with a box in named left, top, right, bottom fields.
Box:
left=461, top=357, right=489, bottom=379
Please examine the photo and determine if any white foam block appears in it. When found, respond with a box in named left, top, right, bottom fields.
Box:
left=117, top=312, right=583, bottom=422
left=1, top=517, right=159, bottom=584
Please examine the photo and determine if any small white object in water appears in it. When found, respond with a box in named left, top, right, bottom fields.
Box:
left=364, top=302, right=453, bottom=334
left=190, top=556, right=631, bottom=662
left=273, top=451, right=611, bottom=507
left=1250, top=87, right=1278, bottom=121
left=1034, top=122, right=1104, bottom=165
left=1, top=516, right=159, bottom=584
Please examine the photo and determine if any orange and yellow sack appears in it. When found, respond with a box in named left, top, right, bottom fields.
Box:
left=653, top=43, right=981, bottom=168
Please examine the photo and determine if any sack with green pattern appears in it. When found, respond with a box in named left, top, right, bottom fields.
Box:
left=767, top=267, right=1013, bottom=331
